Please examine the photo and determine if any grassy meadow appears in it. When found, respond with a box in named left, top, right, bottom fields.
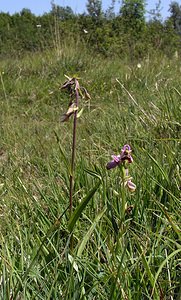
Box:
left=0, top=43, right=181, bottom=299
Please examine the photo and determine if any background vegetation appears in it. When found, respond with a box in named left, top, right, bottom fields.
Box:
left=0, top=0, right=181, bottom=59
left=0, top=0, right=181, bottom=299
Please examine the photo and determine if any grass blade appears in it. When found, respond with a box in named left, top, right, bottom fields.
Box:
left=68, top=180, right=101, bottom=232
left=152, top=248, right=181, bottom=297
left=77, top=206, right=106, bottom=257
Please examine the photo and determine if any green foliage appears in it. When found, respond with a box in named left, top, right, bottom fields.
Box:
left=0, top=2, right=181, bottom=60
left=0, top=45, right=181, bottom=299
left=169, top=1, right=181, bottom=34
left=50, top=4, right=74, bottom=20
left=120, top=0, right=146, bottom=34
left=105, top=0, right=116, bottom=19
left=86, top=0, right=103, bottom=19
left=147, top=0, right=162, bottom=21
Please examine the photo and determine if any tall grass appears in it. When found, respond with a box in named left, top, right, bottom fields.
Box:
left=0, top=42, right=181, bottom=299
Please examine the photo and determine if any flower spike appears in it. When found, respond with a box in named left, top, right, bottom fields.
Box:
left=106, top=144, right=136, bottom=193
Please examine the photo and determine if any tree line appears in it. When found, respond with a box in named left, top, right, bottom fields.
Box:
left=0, top=0, right=181, bottom=59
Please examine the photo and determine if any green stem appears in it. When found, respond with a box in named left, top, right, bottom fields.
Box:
left=120, top=165, right=126, bottom=222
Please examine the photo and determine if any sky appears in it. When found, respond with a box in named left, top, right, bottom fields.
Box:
left=0, top=1, right=174, bottom=20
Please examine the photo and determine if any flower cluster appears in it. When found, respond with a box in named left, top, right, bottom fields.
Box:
left=60, top=75, right=91, bottom=122
left=106, top=144, right=136, bottom=192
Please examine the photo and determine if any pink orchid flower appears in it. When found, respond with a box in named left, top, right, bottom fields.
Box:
left=106, top=144, right=133, bottom=170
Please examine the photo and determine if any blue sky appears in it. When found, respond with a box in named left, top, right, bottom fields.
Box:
left=0, top=1, right=173, bottom=20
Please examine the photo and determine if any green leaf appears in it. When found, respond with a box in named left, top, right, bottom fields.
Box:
left=77, top=107, right=84, bottom=118
left=146, top=151, right=169, bottom=183
left=84, top=168, right=102, bottom=180
left=154, top=199, right=181, bottom=240
left=135, top=238, right=160, bottom=300
left=77, top=206, right=106, bottom=257
left=152, top=248, right=181, bottom=297
left=68, top=180, right=101, bottom=232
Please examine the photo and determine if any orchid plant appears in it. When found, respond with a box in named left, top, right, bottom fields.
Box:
left=106, top=144, right=136, bottom=221
left=61, top=75, right=90, bottom=216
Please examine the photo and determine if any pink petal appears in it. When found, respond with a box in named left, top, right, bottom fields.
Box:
left=112, top=155, right=120, bottom=163
left=106, top=160, right=119, bottom=170
left=127, top=180, right=136, bottom=192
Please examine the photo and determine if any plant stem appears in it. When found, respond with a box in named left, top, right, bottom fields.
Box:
left=120, top=165, right=126, bottom=222
left=69, top=79, right=79, bottom=216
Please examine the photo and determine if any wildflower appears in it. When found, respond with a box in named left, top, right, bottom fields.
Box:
left=60, top=75, right=90, bottom=122
left=124, top=168, right=136, bottom=192
left=106, top=144, right=133, bottom=170
left=60, top=102, right=78, bottom=122
left=127, top=180, right=136, bottom=192
left=106, top=145, right=136, bottom=193
left=125, top=204, right=134, bottom=214
left=120, top=144, right=133, bottom=164
left=61, top=76, right=76, bottom=95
